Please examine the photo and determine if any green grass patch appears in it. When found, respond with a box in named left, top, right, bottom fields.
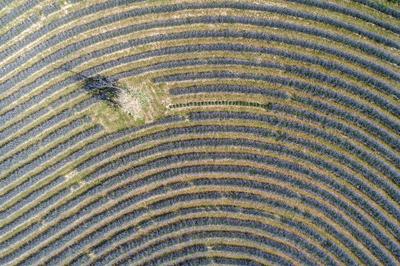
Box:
left=89, top=101, right=141, bottom=132
left=87, top=79, right=169, bottom=132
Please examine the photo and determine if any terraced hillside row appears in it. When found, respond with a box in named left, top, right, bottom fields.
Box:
left=0, top=0, right=399, bottom=265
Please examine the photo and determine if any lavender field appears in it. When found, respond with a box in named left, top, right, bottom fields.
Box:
left=0, top=0, right=399, bottom=265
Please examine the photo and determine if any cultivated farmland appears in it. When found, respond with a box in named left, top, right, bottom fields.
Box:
left=0, top=0, right=399, bottom=265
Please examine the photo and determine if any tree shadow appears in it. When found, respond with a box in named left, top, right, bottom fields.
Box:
left=83, top=75, right=120, bottom=106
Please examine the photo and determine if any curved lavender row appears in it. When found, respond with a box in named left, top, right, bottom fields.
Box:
left=2, top=39, right=397, bottom=116
left=121, top=243, right=288, bottom=266
left=0, top=176, right=65, bottom=220
left=0, top=115, right=91, bottom=169
left=2, top=34, right=396, bottom=135
left=141, top=56, right=400, bottom=118
left=0, top=152, right=366, bottom=264
left=170, top=83, right=399, bottom=156
left=0, top=117, right=183, bottom=238
left=46, top=193, right=347, bottom=265
left=0, top=0, right=144, bottom=63
left=0, top=15, right=39, bottom=46
left=1, top=1, right=396, bottom=78
left=0, top=0, right=39, bottom=27
left=39, top=168, right=374, bottom=264
left=0, top=87, right=86, bottom=142
left=70, top=254, right=90, bottom=266
left=1, top=9, right=398, bottom=98
left=288, top=0, right=400, bottom=35
left=0, top=1, right=37, bottom=23
left=1, top=1, right=398, bottom=264
left=40, top=49, right=398, bottom=167
left=41, top=2, right=61, bottom=16
left=156, top=72, right=400, bottom=184
left=0, top=187, right=69, bottom=237
left=0, top=97, right=97, bottom=185
left=172, top=100, right=400, bottom=179
left=191, top=111, right=400, bottom=201
left=175, top=256, right=263, bottom=266
left=0, top=188, right=71, bottom=264
left=144, top=58, right=400, bottom=165
left=18, top=180, right=354, bottom=266
left=10, top=108, right=388, bottom=249
left=72, top=124, right=399, bottom=231
left=0, top=107, right=79, bottom=154
left=0, top=123, right=102, bottom=206
left=0, top=108, right=48, bottom=141
left=88, top=205, right=337, bottom=265
left=169, top=84, right=289, bottom=99
left=2, top=41, right=397, bottom=153
left=60, top=226, right=316, bottom=265
left=0, top=223, right=41, bottom=251
left=0, top=0, right=12, bottom=10
left=0, top=117, right=180, bottom=224
left=292, top=96, right=399, bottom=155
left=115, top=231, right=296, bottom=266
left=40, top=187, right=320, bottom=265
left=0, top=68, right=85, bottom=112
left=354, top=0, right=400, bottom=19
left=270, top=103, right=399, bottom=170
left=153, top=56, right=399, bottom=132
left=1, top=53, right=396, bottom=220
left=15, top=149, right=396, bottom=265
left=1, top=114, right=180, bottom=200
left=88, top=149, right=399, bottom=258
